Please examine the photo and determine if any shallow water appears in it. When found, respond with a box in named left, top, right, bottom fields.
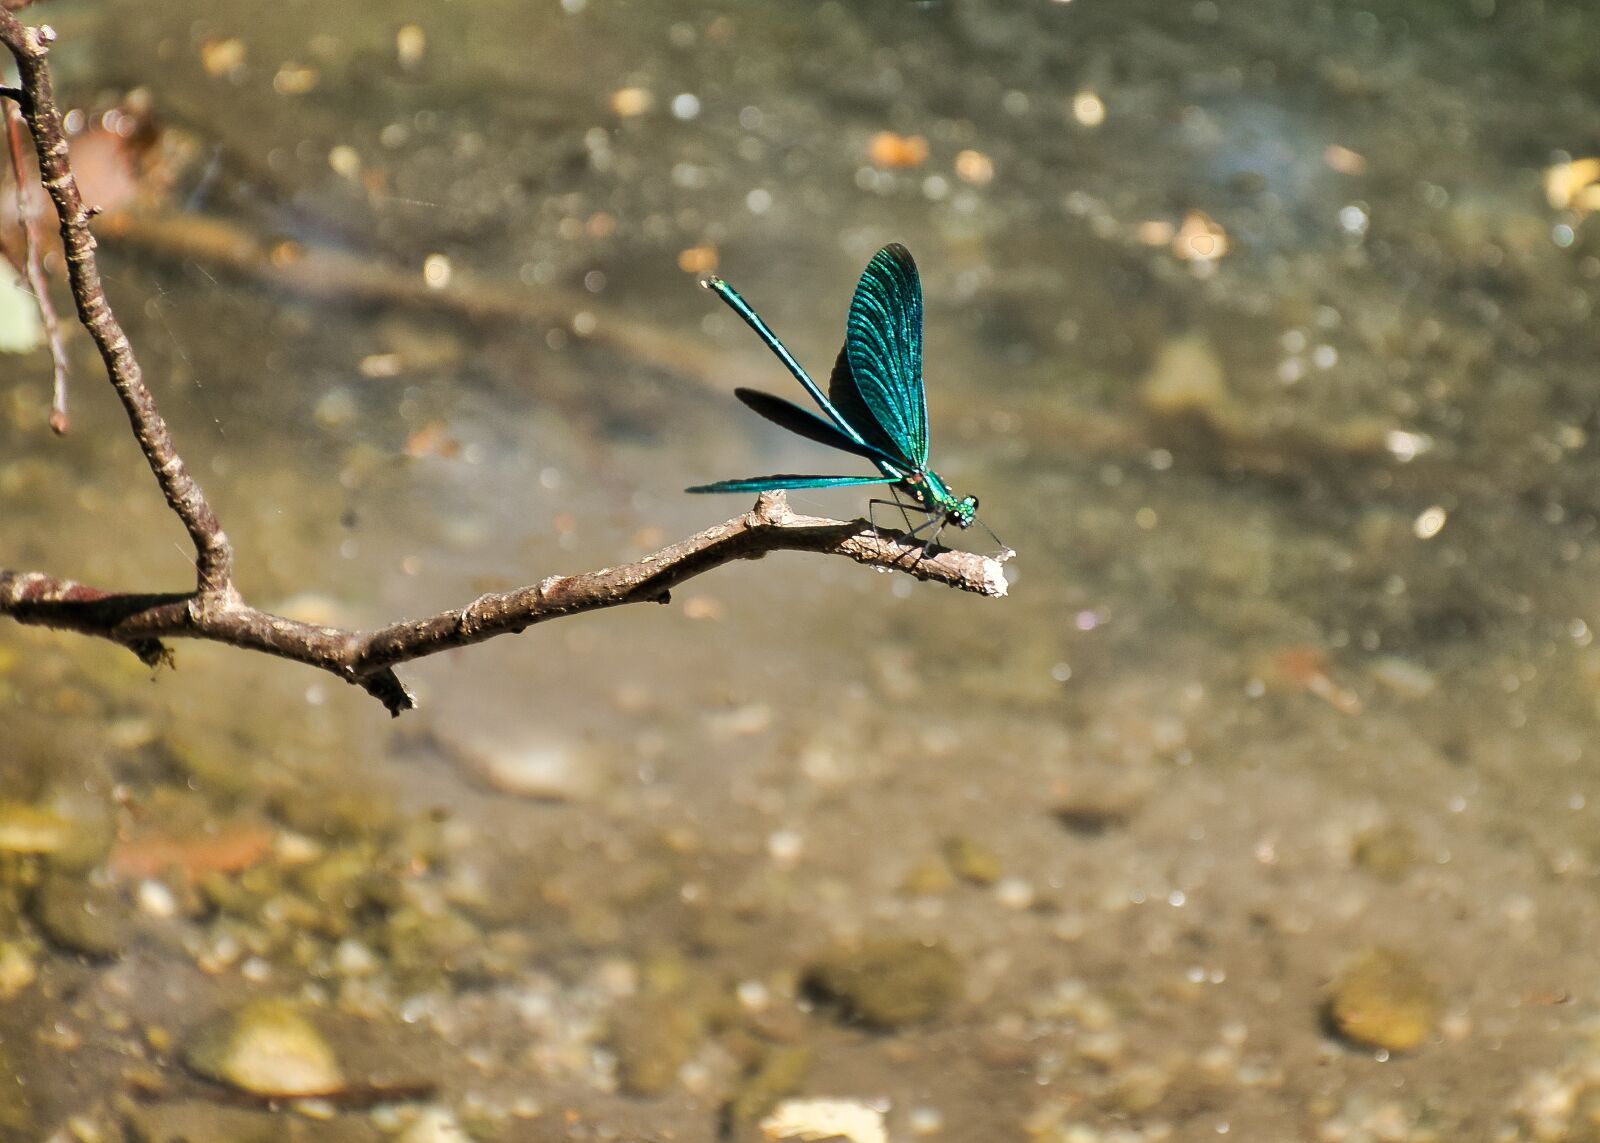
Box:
left=4, top=1, right=1600, bottom=1139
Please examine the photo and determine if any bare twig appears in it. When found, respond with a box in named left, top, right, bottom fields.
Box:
left=2, top=493, right=1010, bottom=716
left=0, top=12, right=233, bottom=592
left=3, top=96, right=68, bottom=432
left=0, top=12, right=1010, bottom=717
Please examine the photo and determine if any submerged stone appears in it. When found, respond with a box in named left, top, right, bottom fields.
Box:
left=1138, top=334, right=1229, bottom=418
left=1326, top=947, right=1439, bottom=1053
left=608, top=993, right=708, bottom=1096
left=30, top=872, right=133, bottom=959
left=802, top=937, right=963, bottom=1029
left=0, top=799, right=72, bottom=854
left=185, top=998, right=346, bottom=1097
left=725, top=1044, right=815, bottom=1131
left=942, top=835, right=1001, bottom=885
left=1351, top=822, right=1421, bottom=883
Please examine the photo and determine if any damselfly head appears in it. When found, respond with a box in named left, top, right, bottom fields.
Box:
left=950, top=494, right=979, bottom=529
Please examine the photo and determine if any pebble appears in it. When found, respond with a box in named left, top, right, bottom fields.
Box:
left=608, top=988, right=711, bottom=1097
left=942, top=836, right=1001, bottom=885
left=803, top=937, right=963, bottom=1029
left=767, top=829, right=805, bottom=866
left=995, top=876, right=1036, bottom=910
left=706, top=703, right=774, bottom=738
left=761, top=1097, right=887, bottom=1143
left=333, top=937, right=380, bottom=977
left=726, top=1045, right=815, bottom=1131
left=1052, top=797, right=1134, bottom=837
left=900, top=858, right=956, bottom=897
left=1351, top=823, right=1421, bottom=883
left=0, top=799, right=72, bottom=853
left=399, top=1106, right=472, bottom=1143
left=1138, top=335, right=1229, bottom=418
left=908, top=1105, right=944, bottom=1135
left=0, top=941, right=36, bottom=998
left=184, top=999, right=346, bottom=1097
left=1326, top=948, right=1440, bottom=1053
left=449, top=734, right=599, bottom=801
left=1369, top=657, right=1438, bottom=698
left=136, top=879, right=179, bottom=919
left=30, top=872, right=132, bottom=959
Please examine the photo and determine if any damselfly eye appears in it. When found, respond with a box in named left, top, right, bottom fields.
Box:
left=969, top=496, right=980, bottom=512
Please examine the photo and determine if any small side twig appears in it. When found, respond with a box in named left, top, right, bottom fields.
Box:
left=2, top=493, right=1010, bottom=716
left=3, top=94, right=68, bottom=433
left=0, top=12, right=232, bottom=592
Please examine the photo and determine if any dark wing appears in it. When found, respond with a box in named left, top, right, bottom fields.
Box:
left=703, top=276, right=869, bottom=449
left=843, top=244, right=929, bottom=467
left=734, top=388, right=907, bottom=471
left=826, top=347, right=917, bottom=468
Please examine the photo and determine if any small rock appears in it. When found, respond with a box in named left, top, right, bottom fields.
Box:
left=445, top=733, right=600, bottom=801
left=30, top=872, right=133, bottom=959
left=333, top=937, right=380, bottom=978
left=1351, top=823, right=1420, bottom=883
left=1052, top=801, right=1132, bottom=837
left=761, top=1097, right=887, bottom=1143
left=899, top=858, right=955, bottom=897
left=995, top=876, right=1036, bottom=910
left=1114, top=1062, right=1169, bottom=1113
left=398, top=1107, right=471, bottom=1143
left=1326, top=948, right=1439, bottom=1053
left=725, top=1045, right=815, bottom=1131
left=942, top=836, right=1001, bottom=885
left=0, top=940, right=36, bottom=998
left=609, top=993, right=708, bottom=1096
left=136, top=879, right=179, bottom=918
left=803, top=937, right=963, bottom=1029
left=767, top=829, right=804, bottom=866
left=0, top=799, right=72, bottom=854
left=706, top=703, right=774, bottom=738
left=184, top=999, right=345, bottom=1097
left=1369, top=657, right=1438, bottom=699
left=1139, top=334, right=1230, bottom=418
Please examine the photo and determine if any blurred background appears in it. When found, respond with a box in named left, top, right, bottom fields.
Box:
left=3, top=1, right=1600, bottom=1139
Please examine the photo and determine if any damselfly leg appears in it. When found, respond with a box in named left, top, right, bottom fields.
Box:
left=868, top=491, right=919, bottom=535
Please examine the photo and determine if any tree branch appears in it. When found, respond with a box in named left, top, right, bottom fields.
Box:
left=0, top=13, right=1011, bottom=717
left=2, top=493, right=1009, bottom=716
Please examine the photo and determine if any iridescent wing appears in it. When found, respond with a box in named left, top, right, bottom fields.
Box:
left=733, top=387, right=907, bottom=471
left=685, top=474, right=894, bottom=494
left=827, top=346, right=916, bottom=469
left=842, top=244, right=929, bottom=468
